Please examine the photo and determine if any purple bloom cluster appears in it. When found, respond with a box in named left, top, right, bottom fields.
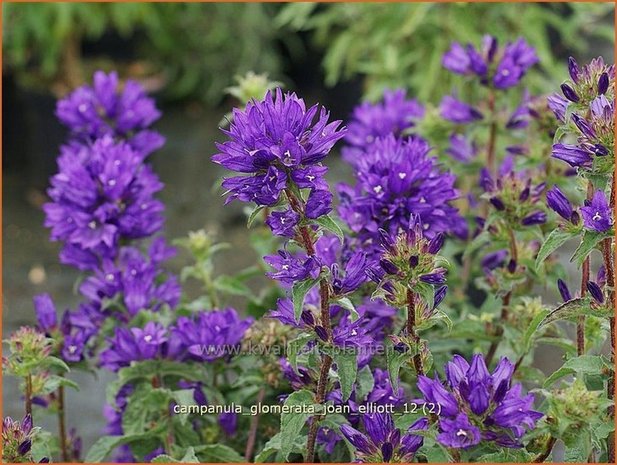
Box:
left=212, top=88, right=345, bottom=211
left=340, top=413, right=427, bottom=462
left=443, top=36, right=538, bottom=89
left=44, top=137, right=165, bottom=268
left=342, top=89, right=424, bottom=166
left=56, top=71, right=164, bottom=156
left=479, top=158, right=547, bottom=229
left=338, top=135, right=466, bottom=253
left=550, top=57, right=614, bottom=170
left=99, top=308, right=253, bottom=371
left=1, top=414, right=48, bottom=463
left=418, top=354, right=542, bottom=449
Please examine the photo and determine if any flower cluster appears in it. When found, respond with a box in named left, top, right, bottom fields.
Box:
left=212, top=88, right=345, bottom=215
left=479, top=158, right=547, bottom=228
left=443, top=36, right=538, bottom=89
left=368, top=217, right=448, bottom=310
left=340, top=413, right=428, bottom=462
left=550, top=57, right=614, bottom=174
left=1, top=415, right=48, bottom=463
left=338, top=135, right=466, bottom=254
left=342, top=89, right=424, bottom=165
left=56, top=71, right=164, bottom=156
left=99, top=308, right=253, bottom=371
left=43, top=137, right=165, bottom=269
left=419, top=354, right=542, bottom=448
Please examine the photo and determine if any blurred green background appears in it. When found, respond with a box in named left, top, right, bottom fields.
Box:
left=2, top=1, right=615, bottom=454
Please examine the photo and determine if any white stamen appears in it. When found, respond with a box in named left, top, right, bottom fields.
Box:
left=456, top=429, right=468, bottom=437
left=593, top=212, right=602, bottom=221
left=373, top=185, right=383, bottom=194
left=144, top=335, right=153, bottom=343
left=398, top=172, right=407, bottom=179
left=88, top=221, right=97, bottom=229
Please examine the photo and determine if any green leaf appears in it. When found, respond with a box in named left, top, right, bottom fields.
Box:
left=326, top=347, right=357, bottom=401
left=287, top=333, right=314, bottom=373
left=539, top=297, right=590, bottom=328
left=247, top=205, right=265, bottom=228
left=193, top=444, right=244, bottom=462
left=570, top=230, right=606, bottom=266
left=41, top=375, right=79, bottom=395
left=386, top=343, right=410, bottom=391
left=521, top=308, right=551, bottom=354
left=151, top=455, right=179, bottom=463
left=85, top=426, right=166, bottom=462
left=292, top=277, right=320, bottom=322
left=280, top=389, right=315, bottom=461
left=254, top=433, right=282, bottom=463
left=535, top=228, right=577, bottom=270
left=314, top=214, right=344, bottom=243
left=213, top=275, right=252, bottom=297
left=355, top=365, right=374, bottom=402
left=335, top=297, right=359, bottom=321
left=41, top=355, right=71, bottom=373
left=414, top=282, right=435, bottom=311
left=543, top=355, right=612, bottom=388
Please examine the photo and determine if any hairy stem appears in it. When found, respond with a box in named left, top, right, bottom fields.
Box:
left=58, top=385, right=69, bottom=461
left=486, top=229, right=517, bottom=365
left=578, top=182, right=594, bottom=355
left=533, top=436, right=557, bottom=462
left=25, top=375, right=33, bottom=417
left=602, top=234, right=615, bottom=462
left=285, top=188, right=333, bottom=463
left=406, top=289, right=424, bottom=376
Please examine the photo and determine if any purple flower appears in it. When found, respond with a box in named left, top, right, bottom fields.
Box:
left=99, top=322, right=168, bottom=371
left=265, top=208, right=300, bottom=238
left=340, top=413, right=427, bottom=462
left=61, top=330, right=88, bottom=363
left=446, top=134, right=477, bottom=162
left=43, top=137, right=165, bottom=268
left=170, top=308, right=253, bottom=362
left=317, top=427, right=342, bottom=455
left=280, top=358, right=312, bottom=390
left=366, top=368, right=406, bottom=407
left=440, top=96, right=483, bottom=123
left=332, top=311, right=374, bottom=349
left=418, top=354, right=543, bottom=449
left=332, top=251, right=368, bottom=295
left=33, top=294, right=57, bottom=332
left=268, top=298, right=310, bottom=328
left=443, top=36, right=537, bottom=89
left=264, top=250, right=320, bottom=284
left=419, top=270, right=446, bottom=285
left=337, top=135, right=465, bottom=252
left=56, top=71, right=164, bottom=156
left=1, top=414, right=42, bottom=463
left=437, top=413, right=481, bottom=449
left=521, top=211, right=547, bottom=226
left=305, top=189, right=333, bottom=219
left=581, top=190, right=613, bottom=232
left=547, top=94, right=569, bottom=122
left=79, top=240, right=180, bottom=318
left=219, top=412, right=238, bottom=436
left=552, top=143, right=593, bottom=168
left=546, top=186, right=574, bottom=222
left=493, top=38, right=538, bottom=89
left=213, top=89, right=345, bottom=206
left=343, top=89, right=424, bottom=165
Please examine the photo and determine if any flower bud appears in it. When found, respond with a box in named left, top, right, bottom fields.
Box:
left=586, top=281, right=604, bottom=304
left=560, top=83, right=579, bottom=103
left=568, top=57, right=580, bottom=83
left=314, top=326, right=328, bottom=342
left=380, top=259, right=399, bottom=275
left=408, top=255, right=419, bottom=269
left=557, top=279, right=572, bottom=302
left=597, top=72, right=609, bottom=95
left=427, top=233, right=445, bottom=254
left=521, top=211, right=546, bottom=226
left=489, top=197, right=505, bottom=211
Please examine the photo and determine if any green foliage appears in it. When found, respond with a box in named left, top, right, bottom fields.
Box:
left=3, top=3, right=283, bottom=103
left=278, top=3, right=613, bottom=100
